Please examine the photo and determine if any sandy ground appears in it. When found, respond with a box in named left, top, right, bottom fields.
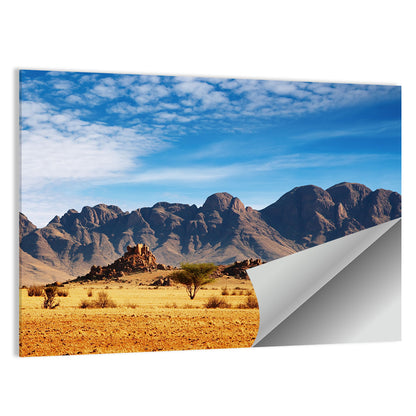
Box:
left=19, top=273, right=259, bottom=357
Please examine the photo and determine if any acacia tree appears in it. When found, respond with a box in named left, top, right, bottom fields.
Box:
left=170, top=262, right=217, bottom=300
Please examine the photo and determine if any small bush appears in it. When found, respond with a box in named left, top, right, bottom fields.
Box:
left=79, top=299, right=92, bottom=309
left=87, top=288, right=93, bottom=297
left=246, top=295, right=259, bottom=308
left=79, top=291, right=117, bottom=308
left=27, top=285, right=44, bottom=296
left=245, top=289, right=254, bottom=296
left=221, top=288, right=229, bottom=296
left=94, top=291, right=116, bottom=308
left=57, top=288, right=69, bottom=297
left=238, top=295, right=259, bottom=309
left=231, top=291, right=238, bottom=296
left=125, top=302, right=138, bottom=309
left=43, top=286, right=59, bottom=309
left=164, top=302, right=178, bottom=308
left=204, top=296, right=231, bottom=309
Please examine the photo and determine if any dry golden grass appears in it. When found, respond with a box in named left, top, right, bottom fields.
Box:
left=19, top=272, right=259, bottom=357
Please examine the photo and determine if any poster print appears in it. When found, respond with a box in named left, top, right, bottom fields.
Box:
left=19, top=70, right=401, bottom=356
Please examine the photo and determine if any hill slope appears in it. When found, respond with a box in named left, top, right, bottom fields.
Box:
left=19, top=249, right=74, bottom=286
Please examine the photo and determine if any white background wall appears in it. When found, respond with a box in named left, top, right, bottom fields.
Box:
left=1, top=1, right=415, bottom=415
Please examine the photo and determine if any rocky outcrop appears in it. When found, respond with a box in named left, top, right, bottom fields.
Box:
left=151, top=276, right=172, bottom=286
left=77, top=243, right=159, bottom=281
left=222, top=258, right=263, bottom=279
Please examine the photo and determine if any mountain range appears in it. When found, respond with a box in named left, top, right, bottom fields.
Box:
left=19, top=182, right=401, bottom=284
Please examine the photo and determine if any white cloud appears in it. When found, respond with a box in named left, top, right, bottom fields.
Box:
left=129, top=83, right=170, bottom=105
left=174, top=79, right=230, bottom=110
left=128, top=165, right=240, bottom=184
left=174, top=80, right=214, bottom=97
left=53, top=80, right=74, bottom=91
left=159, top=102, right=180, bottom=110
left=65, top=94, right=83, bottom=104
left=154, top=112, right=177, bottom=122
left=22, top=73, right=399, bottom=133
left=20, top=100, right=169, bottom=192
left=79, top=73, right=99, bottom=84
left=138, top=75, right=161, bottom=84
left=103, top=151, right=397, bottom=190
left=254, top=153, right=398, bottom=172
left=290, top=121, right=401, bottom=141
left=154, top=112, right=198, bottom=123
left=108, top=102, right=138, bottom=114
left=117, top=75, right=137, bottom=87
left=91, top=77, right=120, bottom=99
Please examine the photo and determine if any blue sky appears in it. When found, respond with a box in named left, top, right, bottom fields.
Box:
left=20, top=70, right=401, bottom=227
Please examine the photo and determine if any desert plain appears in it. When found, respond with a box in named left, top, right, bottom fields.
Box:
left=19, top=271, right=259, bottom=357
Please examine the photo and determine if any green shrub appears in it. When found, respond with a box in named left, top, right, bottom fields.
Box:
left=170, top=263, right=217, bottom=300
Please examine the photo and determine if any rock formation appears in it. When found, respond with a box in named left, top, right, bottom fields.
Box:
left=76, top=243, right=165, bottom=281
left=150, top=276, right=172, bottom=286
left=222, top=258, right=263, bottom=279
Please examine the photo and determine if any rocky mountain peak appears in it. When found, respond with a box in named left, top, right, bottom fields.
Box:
left=202, top=192, right=244, bottom=212
left=79, top=204, right=124, bottom=226
left=327, top=182, right=372, bottom=209
left=19, top=212, right=37, bottom=242
left=48, top=215, right=61, bottom=225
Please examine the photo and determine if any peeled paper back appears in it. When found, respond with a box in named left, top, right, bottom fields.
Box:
left=248, top=218, right=401, bottom=347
